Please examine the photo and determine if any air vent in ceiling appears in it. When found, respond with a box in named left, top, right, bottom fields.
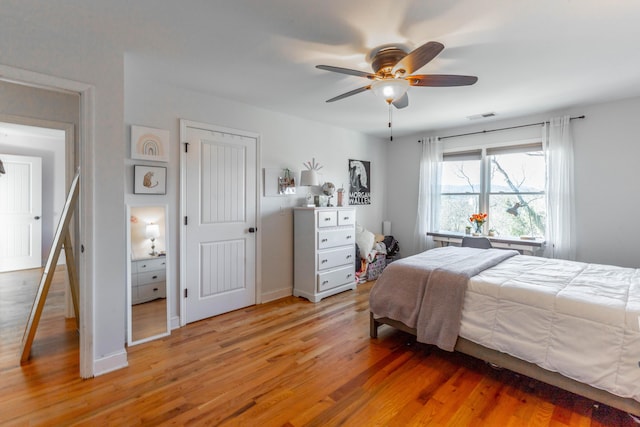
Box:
left=467, top=112, right=496, bottom=120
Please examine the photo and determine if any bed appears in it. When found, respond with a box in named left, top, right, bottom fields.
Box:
left=369, top=246, right=640, bottom=417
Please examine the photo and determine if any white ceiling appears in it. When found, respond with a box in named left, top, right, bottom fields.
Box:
left=11, top=0, right=640, bottom=138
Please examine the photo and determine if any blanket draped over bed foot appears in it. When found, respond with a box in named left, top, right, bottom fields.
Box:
left=369, top=247, right=517, bottom=351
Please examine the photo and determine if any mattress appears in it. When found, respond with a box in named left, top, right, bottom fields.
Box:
left=459, top=254, right=640, bottom=402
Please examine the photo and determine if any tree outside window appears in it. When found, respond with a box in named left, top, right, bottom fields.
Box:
left=438, top=143, right=546, bottom=238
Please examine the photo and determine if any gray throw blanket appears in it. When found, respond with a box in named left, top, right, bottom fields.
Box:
left=370, top=246, right=518, bottom=351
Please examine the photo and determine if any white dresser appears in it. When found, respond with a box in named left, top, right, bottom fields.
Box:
left=293, top=207, right=357, bottom=302
left=131, top=256, right=167, bottom=305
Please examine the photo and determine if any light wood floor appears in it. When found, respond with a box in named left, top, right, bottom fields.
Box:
left=0, top=266, right=76, bottom=372
left=132, top=298, right=168, bottom=342
left=1, top=278, right=636, bottom=426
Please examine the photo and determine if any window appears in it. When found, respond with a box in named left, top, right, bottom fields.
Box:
left=438, top=143, right=546, bottom=238
left=439, top=150, right=481, bottom=232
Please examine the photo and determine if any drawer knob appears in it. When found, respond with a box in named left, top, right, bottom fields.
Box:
left=321, top=259, right=327, bottom=264
left=324, top=217, right=331, bottom=221
left=347, top=274, right=352, bottom=278
left=321, top=238, right=328, bottom=242
left=346, top=235, right=352, bottom=239
left=346, top=255, right=352, bottom=259
left=153, top=288, right=158, bottom=292
left=152, top=275, right=158, bottom=279
left=322, top=280, right=329, bottom=285
left=343, top=217, right=349, bottom=220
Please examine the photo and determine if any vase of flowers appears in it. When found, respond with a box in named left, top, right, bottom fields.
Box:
left=469, top=213, right=488, bottom=235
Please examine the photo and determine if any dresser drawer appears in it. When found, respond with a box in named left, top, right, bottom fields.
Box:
left=317, top=247, right=355, bottom=271
left=317, top=265, right=355, bottom=292
left=337, top=209, right=356, bottom=226
left=317, top=211, right=337, bottom=228
left=134, top=257, right=166, bottom=273
left=138, top=282, right=166, bottom=301
left=137, top=269, right=166, bottom=286
left=317, top=229, right=355, bottom=249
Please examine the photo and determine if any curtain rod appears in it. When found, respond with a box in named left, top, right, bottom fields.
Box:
left=419, top=115, right=585, bottom=142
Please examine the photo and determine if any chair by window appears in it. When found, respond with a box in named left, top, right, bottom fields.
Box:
left=461, top=236, right=492, bottom=249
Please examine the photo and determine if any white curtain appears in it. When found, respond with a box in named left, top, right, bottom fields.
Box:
left=413, top=136, right=442, bottom=254
left=544, top=115, right=576, bottom=260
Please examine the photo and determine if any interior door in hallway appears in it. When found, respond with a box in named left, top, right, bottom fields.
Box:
left=182, top=123, right=257, bottom=324
left=0, top=154, right=42, bottom=272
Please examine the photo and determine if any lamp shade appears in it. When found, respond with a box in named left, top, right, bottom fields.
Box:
left=146, top=223, right=160, bottom=239
left=300, top=170, right=319, bottom=186
left=371, top=78, right=410, bottom=103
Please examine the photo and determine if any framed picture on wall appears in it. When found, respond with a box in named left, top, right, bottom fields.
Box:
left=348, top=159, right=371, bottom=205
left=134, top=165, right=167, bottom=195
left=131, top=125, right=170, bottom=162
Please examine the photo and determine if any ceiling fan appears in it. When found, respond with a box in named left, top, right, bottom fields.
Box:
left=316, top=41, right=478, bottom=109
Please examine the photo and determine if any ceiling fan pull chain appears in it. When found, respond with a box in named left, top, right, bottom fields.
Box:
left=388, top=102, right=393, bottom=141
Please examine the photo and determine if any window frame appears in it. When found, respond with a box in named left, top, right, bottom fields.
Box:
left=440, top=139, right=545, bottom=235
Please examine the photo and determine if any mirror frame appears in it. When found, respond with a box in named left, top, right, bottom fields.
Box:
left=126, top=203, right=171, bottom=346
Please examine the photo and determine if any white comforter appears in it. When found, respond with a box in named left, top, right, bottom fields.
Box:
left=460, top=254, right=640, bottom=402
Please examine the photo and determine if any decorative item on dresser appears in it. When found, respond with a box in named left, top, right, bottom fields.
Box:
left=293, top=207, right=357, bottom=302
left=131, top=256, right=167, bottom=305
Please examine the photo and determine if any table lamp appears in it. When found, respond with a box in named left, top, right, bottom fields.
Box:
left=146, top=223, right=160, bottom=256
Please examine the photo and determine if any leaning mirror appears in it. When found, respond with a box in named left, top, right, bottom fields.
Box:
left=127, top=204, right=170, bottom=345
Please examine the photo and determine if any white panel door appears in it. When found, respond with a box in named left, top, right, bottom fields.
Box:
left=184, top=125, right=257, bottom=323
left=0, top=154, right=43, bottom=272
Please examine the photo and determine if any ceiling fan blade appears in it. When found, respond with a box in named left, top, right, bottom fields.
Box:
left=392, top=41, right=444, bottom=76
left=316, top=65, right=376, bottom=80
left=392, top=92, right=409, bottom=109
left=407, top=74, right=478, bottom=87
left=325, top=85, right=371, bottom=103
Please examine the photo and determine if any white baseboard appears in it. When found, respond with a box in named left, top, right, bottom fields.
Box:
left=261, top=287, right=292, bottom=303
left=171, top=316, right=180, bottom=330
left=93, top=349, right=128, bottom=376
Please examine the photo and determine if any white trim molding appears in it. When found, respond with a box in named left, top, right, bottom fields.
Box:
left=93, top=349, right=128, bottom=376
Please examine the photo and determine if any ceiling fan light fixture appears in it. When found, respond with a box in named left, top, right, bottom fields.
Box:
left=371, top=78, right=410, bottom=103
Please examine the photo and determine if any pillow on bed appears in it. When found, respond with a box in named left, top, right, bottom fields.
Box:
left=356, top=223, right=376, bottom=259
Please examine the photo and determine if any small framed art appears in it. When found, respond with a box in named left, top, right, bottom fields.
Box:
left=134, top=165, right=167, bottom=195
left=131, top=125, right=170, bottom=162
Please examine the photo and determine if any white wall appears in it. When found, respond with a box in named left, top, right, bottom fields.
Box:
left=571, top=97, right=640, bottom=267
left=124, top=69, right=388, bottom=319
left=386, top=96, right=640, bottom=268
left=1, top=2, right=387, bottom=373
left=0, top=4, right=126, bottom=371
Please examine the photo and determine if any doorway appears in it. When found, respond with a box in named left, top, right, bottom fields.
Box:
left=0, top=120, right=74, bottom=367
left=0, top=70, right=94, bottom=377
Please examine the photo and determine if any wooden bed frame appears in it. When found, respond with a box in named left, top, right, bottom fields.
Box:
left=370, top=313, right=640, bottom=417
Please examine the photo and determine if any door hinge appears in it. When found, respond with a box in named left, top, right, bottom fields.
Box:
left=184, top=216, right=188, bottom=226
left=184, top=288, right=188, bottom=298
left=184, top=142, right=190, bottom=153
